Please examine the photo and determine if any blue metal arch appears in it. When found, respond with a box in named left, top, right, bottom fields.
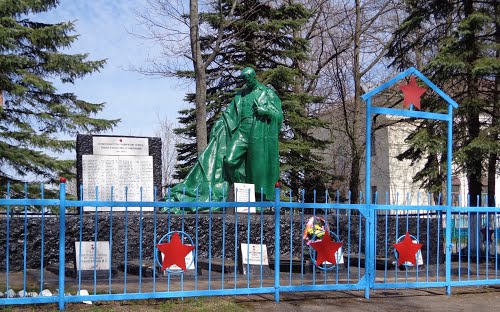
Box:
left=362, top=67, right=459, bottom=297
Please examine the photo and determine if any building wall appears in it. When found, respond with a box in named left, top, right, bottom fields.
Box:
left=369, top=117, right=499, bottom=207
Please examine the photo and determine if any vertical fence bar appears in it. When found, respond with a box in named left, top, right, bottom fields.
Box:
left=274, top=185, right=281, bottom=302
left=195, top=195, right=199, bottom=291
left=445, top=105, right=453, bottom=295
left=311, top=190, right=316, bottom=285
left=365, top=95, right=373, bottom=298
left=58, top=178, right=67, bottom=311
left=299, top=191, right=304, bottom=285
left=221, top=199, right=225, bottom=289
left=109, top=186, right=114, bottom=294
left=124, top=187, right=129, bottom=293
left=5, top=182, right=10, bottom=295
left=40, top=183, right=45, bottom=292
left=23, top=184, right=28, bottom=294
left=139, top=187, right=144, bottom=293
left=78, top=186, right=84, bottom=294
left=93, top=187, right=99, bottom=295
left=234, top=201, right=238, bottom=289
left=153, top=187, right=158, bottom=293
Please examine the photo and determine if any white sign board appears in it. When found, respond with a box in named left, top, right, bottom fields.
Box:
left=241, top=243, right=269, bottom=265
left=74, top=241, right=110, bottom=271
left=234, top=183, right=256, bottom=213
left=82, top=155, right=154, bottom=211
left=161, top=248, right=194, bottom=273
left=93, top=137, right=149, bottom=156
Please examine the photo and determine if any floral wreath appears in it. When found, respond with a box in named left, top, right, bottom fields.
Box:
left=303, top=216, right=329, bottom=245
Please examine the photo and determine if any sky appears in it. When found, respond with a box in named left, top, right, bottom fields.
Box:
left=37, top=0, right=187, bottom=138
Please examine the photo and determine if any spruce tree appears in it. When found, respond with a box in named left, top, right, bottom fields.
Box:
left=387, top=0, right=499, bottom=206
left=173, top=0, right=330, bottom=201
left=0, top=1, right=118, bottom=191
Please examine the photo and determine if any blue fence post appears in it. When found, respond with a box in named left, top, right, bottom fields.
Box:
left=445, top=104, right=454, bottom=295
left=274, top=183, right=281, bottom=302
left=58, top=177, right=67, bottom=311
left=364, top=96, right=373, bottom=299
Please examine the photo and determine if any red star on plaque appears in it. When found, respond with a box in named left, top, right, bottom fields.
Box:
left=399, top=76, right=427, bottom=110
left=393, top=232, right=423, bottom=266
left=309, top=231, right=343, bottom=266
left=156, top=232, right=194, bottom=271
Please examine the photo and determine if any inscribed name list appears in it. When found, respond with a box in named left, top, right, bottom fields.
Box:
left=82, top=155, right=154, bottom=211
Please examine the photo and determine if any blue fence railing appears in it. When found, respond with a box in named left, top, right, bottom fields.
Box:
left=0, top=182, right=499, bottom=310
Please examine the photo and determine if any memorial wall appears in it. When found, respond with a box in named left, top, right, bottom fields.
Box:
left=76, top=134, right=162, bottom=211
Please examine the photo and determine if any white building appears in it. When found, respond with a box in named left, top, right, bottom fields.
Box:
left=365, top=116, right=500, bottom=207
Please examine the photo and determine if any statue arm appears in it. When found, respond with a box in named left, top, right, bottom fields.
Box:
left=253, top=89, right=283, bottom=123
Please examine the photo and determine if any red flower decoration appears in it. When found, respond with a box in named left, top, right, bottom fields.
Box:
left=156, top=232, right=195, bottom=271
left=400, top=76, right=426, bottom=110
left=309, top=231, right=343, bottom=266
left=393, top=232, right=423, bottom=266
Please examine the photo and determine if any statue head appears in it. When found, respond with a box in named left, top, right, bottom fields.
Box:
left=240, top=67, right=258, bottom=90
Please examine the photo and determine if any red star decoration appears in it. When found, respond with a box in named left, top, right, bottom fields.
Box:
left=393, top=232, right=423, bottom=266
left=309, top=231, right=343, bottom=266
left=399, top=76, right=427, bottom=110
left=156, top=232, right=195, bottom=271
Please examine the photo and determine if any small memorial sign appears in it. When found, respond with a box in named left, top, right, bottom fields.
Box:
left=240, top=243, right=271, bottom=275
left=241, top=243, right=269, bottom=265
left=74, top=241, right=110, bottom=278
left=234, top=183, right=256, bottom=213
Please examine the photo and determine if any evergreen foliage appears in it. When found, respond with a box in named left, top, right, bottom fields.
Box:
left=387, top=0, right=499, bottom=203
left=173, top=0, right=330, bottom=200
left=0, top=1, right=119, bottom=190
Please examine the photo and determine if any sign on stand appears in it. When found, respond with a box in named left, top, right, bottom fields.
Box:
left=234, top=183, right=256, bottom=213
left=240, top=243, right=270, bottom=275
left=74, top=241, right=110, bottom=278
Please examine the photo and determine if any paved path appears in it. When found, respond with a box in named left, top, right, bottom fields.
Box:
left=237, top=286, right=500, bottom=311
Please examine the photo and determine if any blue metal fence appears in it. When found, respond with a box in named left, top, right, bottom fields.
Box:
left=0, top=182, right=499, bottom=310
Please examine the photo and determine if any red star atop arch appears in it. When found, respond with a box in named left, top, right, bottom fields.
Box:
left=393, top=232, right=423, bottom=266
left=156, top=232, right=194, bottom=271
left=309, top=231, right=343, bottom=266
left=400, top=76, right=427, bottom=110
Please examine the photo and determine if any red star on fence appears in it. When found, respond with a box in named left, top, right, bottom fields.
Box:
left=309, top=231, right=343, bottom=266
left=156, top=232, right=194, bottom=271
left=400, top=76, right=426, bottom=110
left=393, top=232, right=423, bottom=266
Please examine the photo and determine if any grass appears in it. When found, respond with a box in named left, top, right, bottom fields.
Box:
left=0, top=297, right=251, bottom=312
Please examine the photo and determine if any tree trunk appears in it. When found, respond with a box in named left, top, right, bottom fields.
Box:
left=463, top=0, right=482, bottom=255
left=349, top=0, right=362, bottom=204
left=190, top=0, right=208, bottom=155
left=349, top=153, right=361, bottom=203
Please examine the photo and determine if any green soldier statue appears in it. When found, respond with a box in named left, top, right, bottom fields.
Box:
left=168, top=67, right=282, bottom=202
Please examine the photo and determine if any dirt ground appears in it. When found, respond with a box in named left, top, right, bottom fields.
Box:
left=239, top=286, right=500, bottom=312
left=1, top=269, right=500, bottom=311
